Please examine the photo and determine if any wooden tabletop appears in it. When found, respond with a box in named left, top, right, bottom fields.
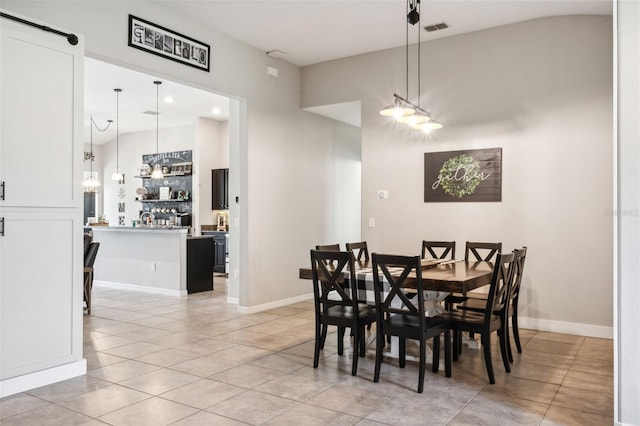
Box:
left=299, top=260, right=494, bottom=294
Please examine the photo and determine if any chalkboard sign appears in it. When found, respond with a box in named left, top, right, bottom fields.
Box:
left=142, top=150, right=192, bottom=170
left=138, top=150, right=193, bottom=215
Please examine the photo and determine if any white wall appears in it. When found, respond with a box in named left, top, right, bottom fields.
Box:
left=303, top=16, right=614, bottom=336
left=616, top=2, right=640, bottom=424
left=1, top=1, right=358, bottom=308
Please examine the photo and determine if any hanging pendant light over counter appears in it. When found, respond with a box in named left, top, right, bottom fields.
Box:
left=111, top=88, right=124, bottom=181
left=151, top=80, right=164, bottom=179
left=83, top=116, right=112, bottom=193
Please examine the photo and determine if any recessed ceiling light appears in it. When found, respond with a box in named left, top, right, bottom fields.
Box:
left=164, top=96, right=174, bottom=103
left=211, top=107, right=221, bottom=115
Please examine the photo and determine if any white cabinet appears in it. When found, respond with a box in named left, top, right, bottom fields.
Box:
left=0, top=16, right=84, bottom=395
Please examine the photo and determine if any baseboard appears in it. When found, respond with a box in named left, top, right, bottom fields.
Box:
left=94, top=280, right=187, bottom=297
left=0, top=359, right=86, bottom=398
left=237, top=293, right=313, bottom=314
left=519, top=316, right=613, bottom=339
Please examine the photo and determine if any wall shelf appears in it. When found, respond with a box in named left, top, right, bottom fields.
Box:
left=134, top=173, right=192, bottom=178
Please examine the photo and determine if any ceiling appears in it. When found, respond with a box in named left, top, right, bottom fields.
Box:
left=156, top=0, right=612, bottom=67
left=85, top=58, right=229, bottom=144
left=86, top=0, right=612, bottom=143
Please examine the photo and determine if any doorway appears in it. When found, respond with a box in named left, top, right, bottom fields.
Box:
left=84, top=57, right=240, bottom=305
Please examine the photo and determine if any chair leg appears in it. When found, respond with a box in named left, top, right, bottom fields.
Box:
left=512, top=307, right=522, bottom=354
left=374, top=327, right=384, bottom=383
left=314, top=320, right=322, bottom=369
left=453, top=330, right=460, bottom=362
left=352, top=327, right=359, bottom=376
left=399, top=337, right=406, bottom=368
left=481, top=333, right=495, bottom=384
left=359, top=326, right=366, bottom=358
left=337, top=326, right=345, bottom=355
left=418, top=338, right=425, bottom=393
left=444, top=330, right=452, bottom=378
left=506, top=327, right=514, bottom=364
left=499, top=326, right=511, bottom=373
left=431, top=335, right=440, bottom=373
left=320, top=324, right=328, bottom=349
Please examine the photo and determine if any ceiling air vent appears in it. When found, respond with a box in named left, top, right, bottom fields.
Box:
left=424, top=22, right=448, bottom=33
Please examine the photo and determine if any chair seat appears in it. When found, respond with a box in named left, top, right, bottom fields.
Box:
left=457, top=297, right=488, bottom=312
left=449, top=309, right=501, bottom=326
left=326, top=303, right=376, bottom=320
left=386, top=313, right=449, bottom=330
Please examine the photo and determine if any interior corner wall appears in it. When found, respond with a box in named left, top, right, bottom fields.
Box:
left=1, top=0, right=351, bottom=309
left=302, top=15, right=614, bottom=336
left=616, top=2, right=640, bottom=424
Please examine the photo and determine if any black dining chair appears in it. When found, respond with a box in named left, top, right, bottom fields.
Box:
left=84, top=241, right=100, bottom=314
left=372, top=253, right=451, bottom=393
left=456, top=247, right=527, bottom=362
left=310, top=249, right=376, bottom=376
left=346, top=241, right=370, bottom=264
left=445, top=241, right=503, bottom=311
left=421, top=241, right=456, bottom=260
left=465, top=241, right=502, bottom=264
left=449, top=251, right=516, bottom=384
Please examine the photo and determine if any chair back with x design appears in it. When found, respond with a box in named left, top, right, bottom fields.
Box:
left=421, top=241, right=456, bottom=260
left=465, top=241, right=502, bottom=264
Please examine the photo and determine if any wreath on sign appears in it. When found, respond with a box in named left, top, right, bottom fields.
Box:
left=438, top=154, right=482, bottom=198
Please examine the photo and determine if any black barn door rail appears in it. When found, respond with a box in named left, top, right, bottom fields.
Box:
left=1, top=12, right=78, bottom=45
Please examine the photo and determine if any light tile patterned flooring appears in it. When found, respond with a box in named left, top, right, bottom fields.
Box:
left=1, top=280, right=613, bottom=425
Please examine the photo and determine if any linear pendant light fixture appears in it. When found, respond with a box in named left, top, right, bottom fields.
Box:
left=151, top=80, right=164, bottom=179
left=111, top=88, right=124, bottom=181
left=83, top=116, right=113, bottom=193
left=380, top=0, right=442, bottom=134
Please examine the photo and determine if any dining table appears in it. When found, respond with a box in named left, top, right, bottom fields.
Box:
left=299, top=257, right=494, bottom=295
left=299, top=257, right=495, bottom=360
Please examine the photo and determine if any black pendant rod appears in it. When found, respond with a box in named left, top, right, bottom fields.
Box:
left=0, top=12, right=78, bottom=45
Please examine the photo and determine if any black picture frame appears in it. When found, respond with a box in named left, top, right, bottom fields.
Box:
left=424, top=148, right=502, bottom=202
left=128, top=15, right=210, bottom=72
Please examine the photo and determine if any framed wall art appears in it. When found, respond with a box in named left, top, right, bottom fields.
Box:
left=424, top=148, right=502, bottom=202
left=128, top=15, right=210, bottom=72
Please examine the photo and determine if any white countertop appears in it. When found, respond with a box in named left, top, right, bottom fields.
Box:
left=89, top=226, right=190, bottom=233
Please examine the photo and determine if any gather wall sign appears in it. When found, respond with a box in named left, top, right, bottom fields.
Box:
left=424, top=148, right=502, bottom=202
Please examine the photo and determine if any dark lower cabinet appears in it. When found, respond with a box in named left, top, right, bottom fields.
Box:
left=187, top=237, right=214, bottom=294
left=211, top=168, right=229, bottom=210
left=202, top=231, right=227, bottom=274
left=212, top=234, right=226, bottom=273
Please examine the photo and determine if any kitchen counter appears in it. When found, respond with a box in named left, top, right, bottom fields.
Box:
left=91, top=226, right=189, bottom=295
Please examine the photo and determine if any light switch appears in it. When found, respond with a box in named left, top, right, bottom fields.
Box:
left=368, top=217, right=375, bottom=228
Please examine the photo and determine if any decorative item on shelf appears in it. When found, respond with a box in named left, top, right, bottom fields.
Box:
left=139, top=164, right=151, bottom=176
left=170, top=162, right=192, bottom=175
left=159, top=186, right=171, bottom=200
left=111, top=88, right=124, bottom=181
left=162, top=166, right=171, bottom=174
left=379, top=0, right=443, bottom=134
left=83, top=115, right=113, bottom=193
left=151, top=80, right=164, bottom=179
